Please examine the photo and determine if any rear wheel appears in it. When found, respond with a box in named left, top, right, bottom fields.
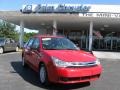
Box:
left=39, top=64, right=49, bottom=86
left=0, top=47, right=4, bottom=54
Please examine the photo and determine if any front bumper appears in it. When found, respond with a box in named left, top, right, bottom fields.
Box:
left=49, top=65, right=102, bottom=84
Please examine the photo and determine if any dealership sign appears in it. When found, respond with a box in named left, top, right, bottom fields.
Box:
left=21, top=4, right=91, bottom=13
left=79, top=13, right=120, bottom=18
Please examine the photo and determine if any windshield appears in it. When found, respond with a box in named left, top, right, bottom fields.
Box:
left=42, top=37, right=79, bottom=50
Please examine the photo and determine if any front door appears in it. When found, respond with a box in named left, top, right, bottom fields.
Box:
left=24, top=38, right=34, bottom=66
left=30, top=38, right=41, bottom=70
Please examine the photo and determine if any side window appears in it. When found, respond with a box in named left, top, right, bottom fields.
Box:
left=24, top=40, right=29, bottom=47
left=32, top=38, right=40, bottom=49
left=6, top=39, right=10, bottom=44
left=10, top=39, right=15, bottom=43
left=27, top=38, right=34, bottom=47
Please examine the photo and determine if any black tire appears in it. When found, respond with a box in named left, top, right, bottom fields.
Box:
left=39, top=64, right=49, bottom=86
left=0, top=47, right=4, bottom=54
left=22, top=57, right=27, bottom=67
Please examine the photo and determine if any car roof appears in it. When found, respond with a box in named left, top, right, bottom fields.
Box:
left=33, top=34, right=64, bottom=38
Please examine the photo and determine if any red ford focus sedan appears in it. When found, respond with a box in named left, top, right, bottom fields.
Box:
left=22, top=35, right=102, bottom=85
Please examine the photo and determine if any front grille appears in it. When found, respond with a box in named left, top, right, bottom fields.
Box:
left=60, top=74, right=100, bottom=82
left=67, top=65, right=97, bottom=68
left=66, top=61, right=97, bottom=68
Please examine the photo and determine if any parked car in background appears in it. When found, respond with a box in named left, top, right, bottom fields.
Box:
left=0, top=38, right=19, bottom=54
left=22, top=35, right=102, bottom=85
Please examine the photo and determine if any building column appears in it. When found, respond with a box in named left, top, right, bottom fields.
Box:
left=89, top=21, right=93, bottom=51
left=19, top=21, right=24, bottom=48
left=52, top=20, right=57, bottom=36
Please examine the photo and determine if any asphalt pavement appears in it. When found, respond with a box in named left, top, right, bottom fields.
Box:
left=0, top=52, right=120, bottom=90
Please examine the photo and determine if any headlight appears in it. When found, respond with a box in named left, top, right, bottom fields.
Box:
left=95, top=59, right=100, bottom=65
left=51, top=56, right=69, bottom=68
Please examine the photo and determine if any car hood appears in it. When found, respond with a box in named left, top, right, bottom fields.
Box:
left=44, top=50, right=96, bottom=62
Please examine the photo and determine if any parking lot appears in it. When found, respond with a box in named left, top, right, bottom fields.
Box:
left=0, top=52, right=120, bottom=90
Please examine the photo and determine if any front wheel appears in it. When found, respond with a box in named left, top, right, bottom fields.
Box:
left=0, top=47, right=4, bottom=54
left=39, top=64, right=49, bottom=86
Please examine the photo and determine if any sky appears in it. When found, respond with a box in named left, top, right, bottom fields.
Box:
left=1, top=0, right=120, bottom=33
left=1, top=0, right=120, bottom=10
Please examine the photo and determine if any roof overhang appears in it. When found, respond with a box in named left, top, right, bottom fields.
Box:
left=0, top=11, right=120, bottom=31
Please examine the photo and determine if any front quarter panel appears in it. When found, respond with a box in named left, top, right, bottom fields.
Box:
left=38, top=51, right=58, bottom=82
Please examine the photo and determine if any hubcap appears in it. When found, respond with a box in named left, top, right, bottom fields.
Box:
left=40, top=66, right=46, bottom=83
left=0, top=48, right=3, bottom=54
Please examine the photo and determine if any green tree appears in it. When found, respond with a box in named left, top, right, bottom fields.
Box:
left=24, top=32, right=37, bottom=42
left=0, top=21, right=38, bottom=42
left=0, top=21, right=17, bottom=39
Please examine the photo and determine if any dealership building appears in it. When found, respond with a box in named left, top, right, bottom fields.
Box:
left=0, top=4, right=120, bottom=51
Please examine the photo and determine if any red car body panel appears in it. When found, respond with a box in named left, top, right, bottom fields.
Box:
left=47, top=65, right=102, bottom=84
left=23, top=35, right=102, bottom=84
left=44, top=50, right=95, bottom=62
